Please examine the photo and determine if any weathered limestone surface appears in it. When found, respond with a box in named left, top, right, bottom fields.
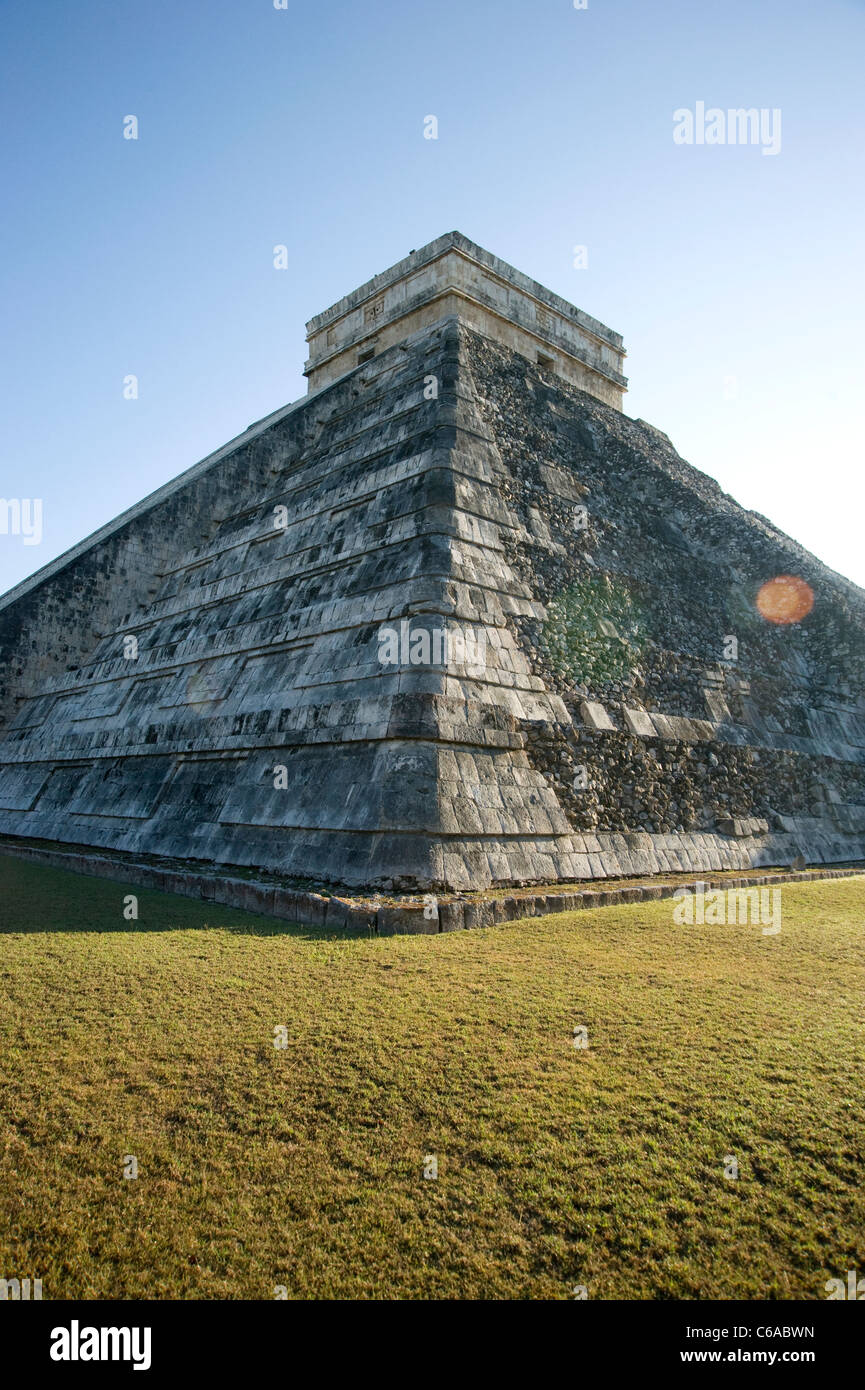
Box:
left=1, top=308, right=864, bottom=890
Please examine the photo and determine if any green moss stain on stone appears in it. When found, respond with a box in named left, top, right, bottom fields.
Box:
left=541, top=574, right=647, bottom=688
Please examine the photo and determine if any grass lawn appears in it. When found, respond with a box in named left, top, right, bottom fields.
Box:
left=1, top=851, right=864, bottom=1300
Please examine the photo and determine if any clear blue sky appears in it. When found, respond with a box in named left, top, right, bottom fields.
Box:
left=1, top=0, right=862, bottom=593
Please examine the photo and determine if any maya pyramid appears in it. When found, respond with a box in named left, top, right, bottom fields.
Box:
left=1, top=232, right=864, bottom=891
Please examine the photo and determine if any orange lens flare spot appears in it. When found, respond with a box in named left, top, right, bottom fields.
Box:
left=755, top=575, right=814, bottom=625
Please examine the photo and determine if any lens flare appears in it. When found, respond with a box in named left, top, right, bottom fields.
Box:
left=755, top=575, right=814, bottom=625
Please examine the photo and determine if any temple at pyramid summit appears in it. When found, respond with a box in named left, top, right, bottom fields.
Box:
left=1, top=231, right=864, bottom=893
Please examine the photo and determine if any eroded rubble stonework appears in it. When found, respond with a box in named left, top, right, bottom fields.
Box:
left=1, top=315, right=864, bottom=890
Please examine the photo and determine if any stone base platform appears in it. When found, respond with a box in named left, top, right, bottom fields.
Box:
left=1, top=835, right=861, bottom=938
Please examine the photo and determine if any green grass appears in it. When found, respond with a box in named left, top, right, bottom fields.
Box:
left=1, top=852, right=864, bottom=1300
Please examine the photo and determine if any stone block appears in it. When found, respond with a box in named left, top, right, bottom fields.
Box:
left=344, top=905, right=376, bottom=932
left=377, top=906, right=435, bottom=936
left=544, top=894, right=569, bottom=915
left=239, top=881, right=277, bottom=916
left=580, top=700, right=616, bottom=732
left=623, top=708, right=656, bottom=738
left=295, top=894, right=327, bottom=927
left=462, top=901, right=495, bottom=931
left=324, top=897, right=352, bottom=930
left=703, top=690, right=733, bottom=723
left=438, top=901, right=465, bottom=932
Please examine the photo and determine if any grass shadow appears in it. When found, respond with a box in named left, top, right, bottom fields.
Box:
left=0, top=853, right=372, bottom=940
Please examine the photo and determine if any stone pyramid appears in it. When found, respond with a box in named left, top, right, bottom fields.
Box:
left=1, top=233, right=864, bottom=891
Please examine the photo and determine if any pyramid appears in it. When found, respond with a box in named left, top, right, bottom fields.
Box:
left=1, top=233, right=864, bottom=891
